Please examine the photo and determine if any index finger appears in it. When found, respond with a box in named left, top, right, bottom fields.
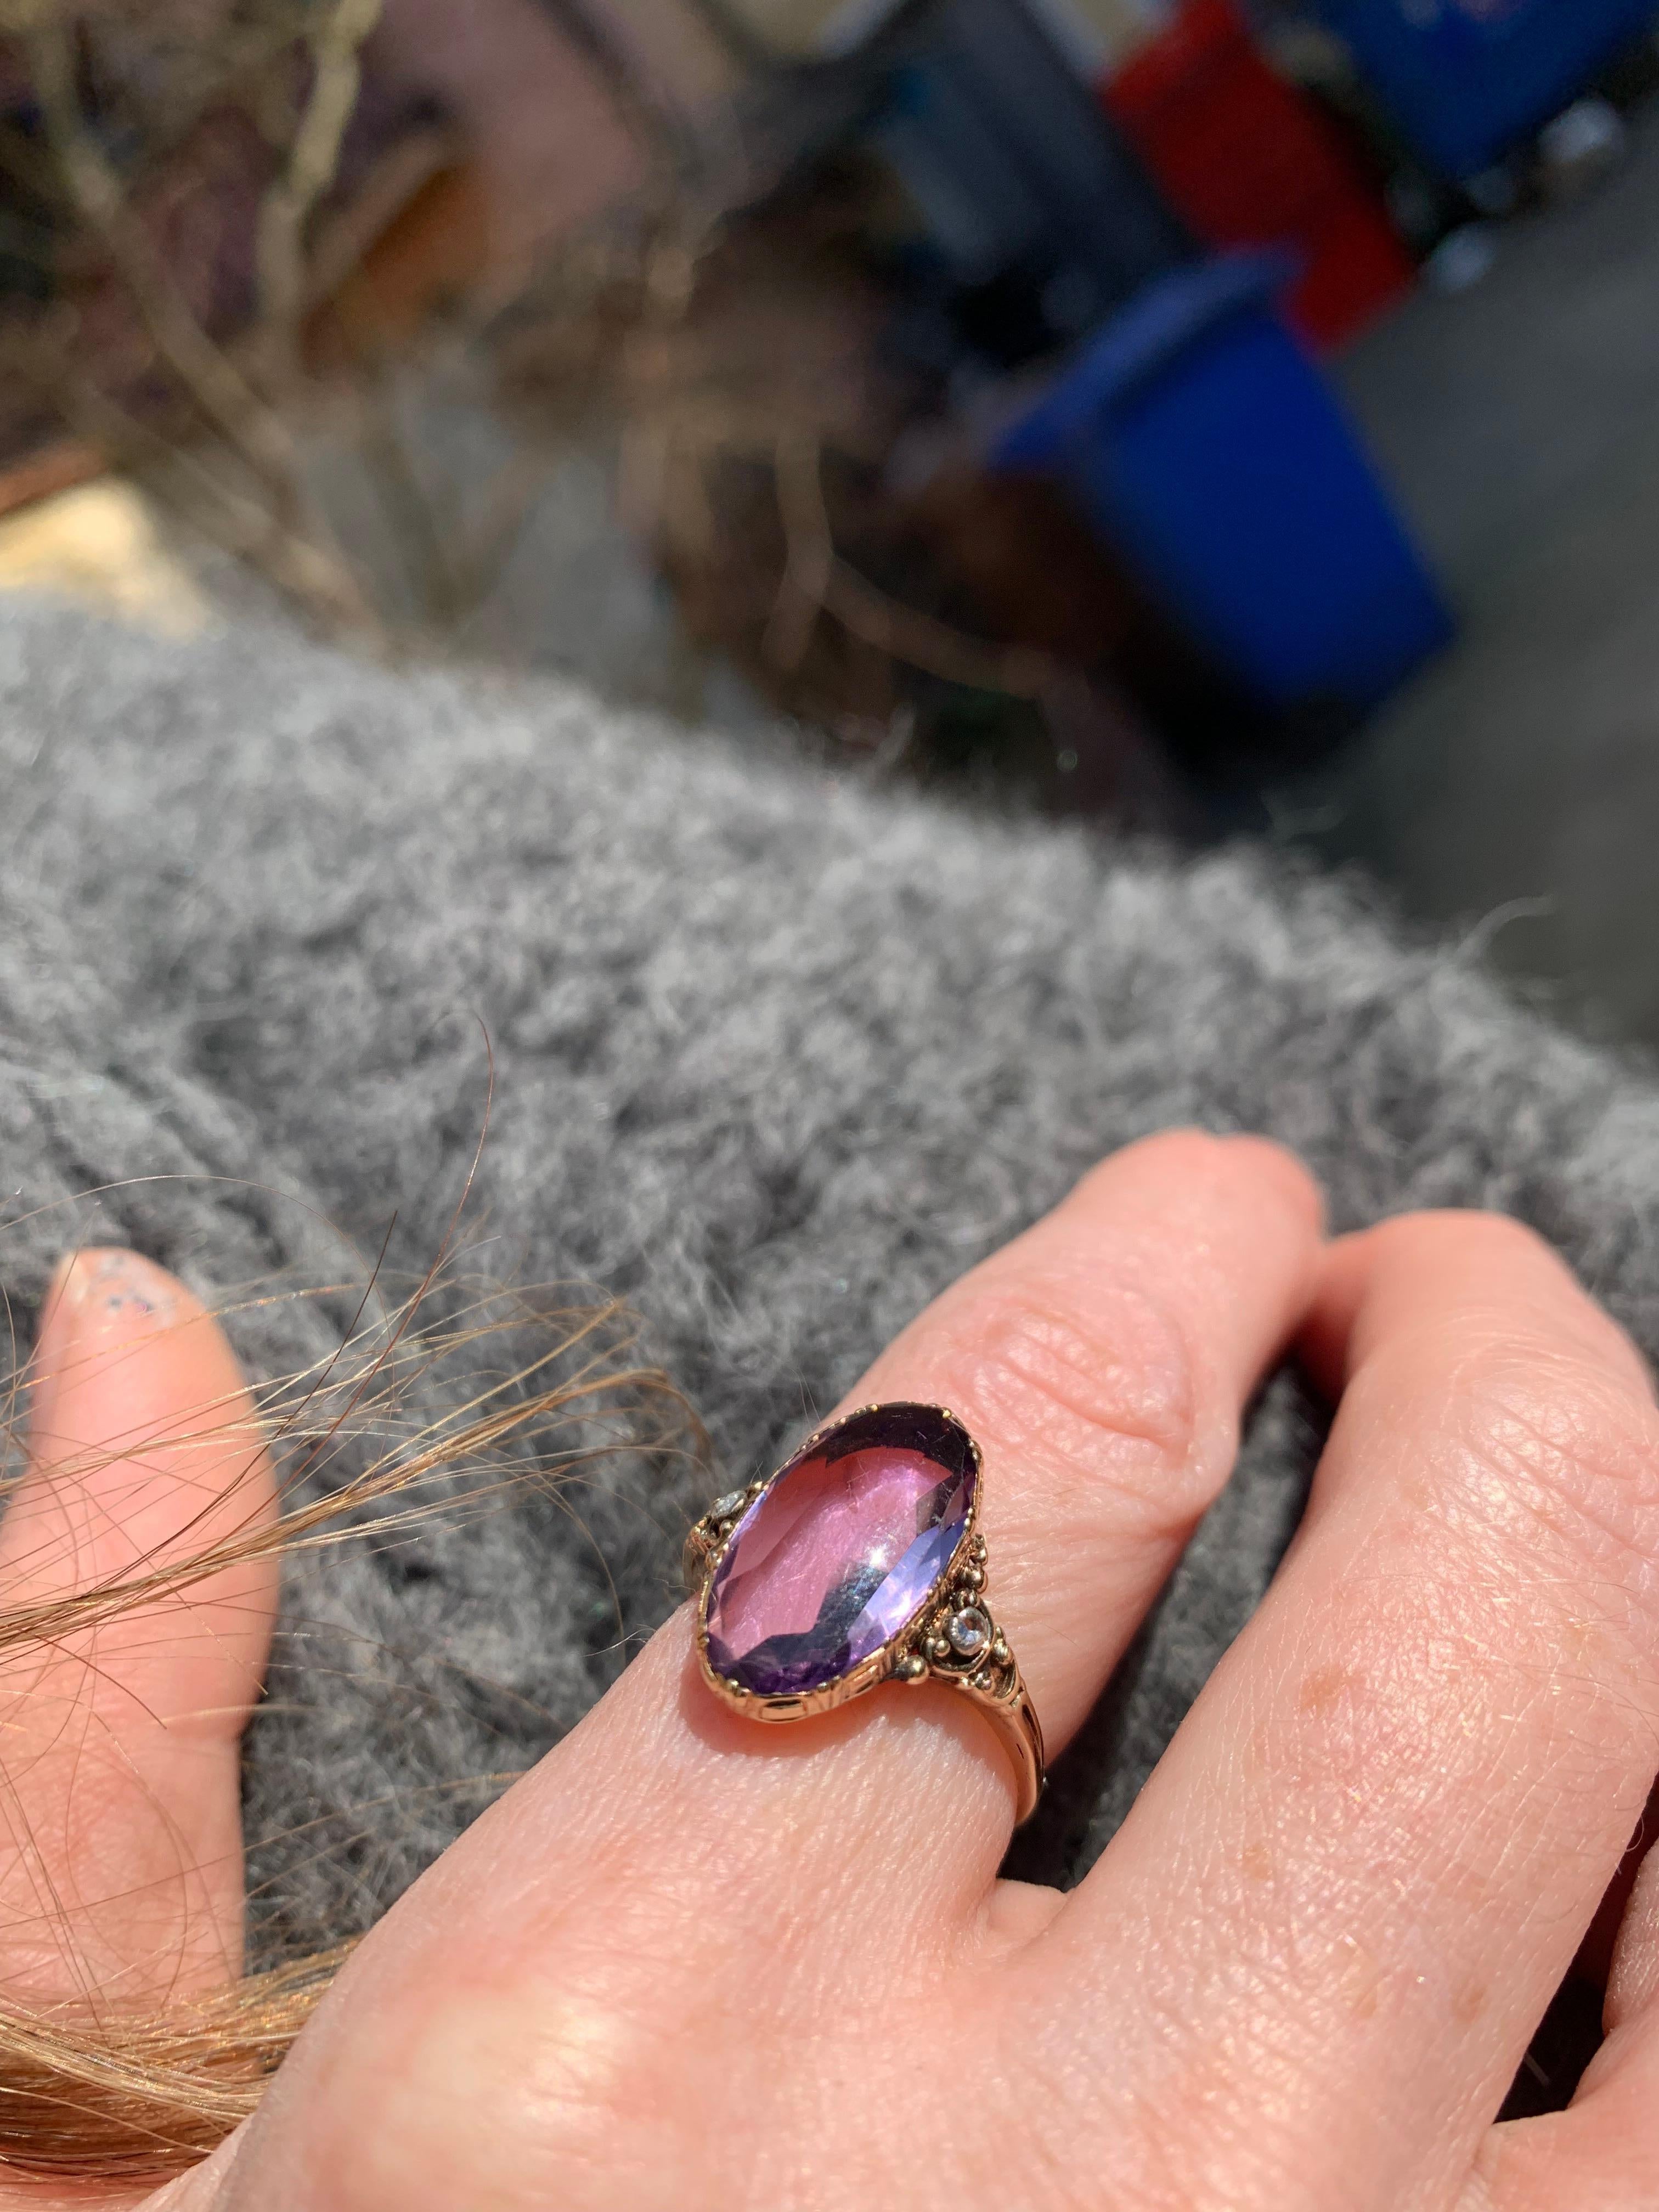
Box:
left=1047, top=1212, right=1659, bottom=2211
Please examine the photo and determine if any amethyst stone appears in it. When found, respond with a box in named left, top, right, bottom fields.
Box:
left=704, top=1403, right=977, bottom=1696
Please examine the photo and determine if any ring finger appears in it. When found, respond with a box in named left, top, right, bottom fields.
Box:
left=624, top=1126, right=1320, bottom=1901
left=224, top=1131, right=1322, bottom=2204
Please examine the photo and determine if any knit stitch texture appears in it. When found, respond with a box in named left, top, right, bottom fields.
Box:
left=1, top=596, right=1655, bottom=1950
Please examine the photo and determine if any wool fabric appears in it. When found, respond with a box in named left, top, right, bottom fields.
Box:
left=1, top=595, right=1655, bottom=1949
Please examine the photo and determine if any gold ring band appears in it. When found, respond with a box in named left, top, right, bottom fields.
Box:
left=684, top=1402, right=1046, bottom=1825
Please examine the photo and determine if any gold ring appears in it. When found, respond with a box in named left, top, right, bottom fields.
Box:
left=684, top=1402, right=1045, bottom=1824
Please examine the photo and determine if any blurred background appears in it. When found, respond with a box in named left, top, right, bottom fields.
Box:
left=2, top=0, right=1657, bottom=1042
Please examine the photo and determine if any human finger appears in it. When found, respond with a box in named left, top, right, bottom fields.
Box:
left=470, top=1129, right=1321, bottom=1892
left=1458, top=1797, right=1659, bottom=2208
left=0, top=1249, right=277, bottom=2005
left=1048, top=1212, right=1659, bottom=2211
left=213, top=1131, right=1323, bottom=2211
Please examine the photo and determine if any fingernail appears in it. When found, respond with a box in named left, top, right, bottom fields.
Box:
left=31, top=1249, right=188, bottom=1447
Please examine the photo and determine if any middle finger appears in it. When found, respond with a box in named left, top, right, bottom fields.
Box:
left=1049, top=1212, right=1659, bottom=2211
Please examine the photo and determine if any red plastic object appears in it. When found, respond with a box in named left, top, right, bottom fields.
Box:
left=1102, top=0, right=1414, bottom=352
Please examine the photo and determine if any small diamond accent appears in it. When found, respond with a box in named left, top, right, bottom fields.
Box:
left=709, top=1491, right=748, bottom=1522
left=946, top=1605, right=991, bottom=1658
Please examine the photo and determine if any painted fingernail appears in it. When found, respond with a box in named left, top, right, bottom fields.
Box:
left=31, top=1249, right=187, bottom=1444
left=47, top=1248, right=182, bottom=1328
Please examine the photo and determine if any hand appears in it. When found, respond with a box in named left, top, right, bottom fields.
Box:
left=14, top=1134, right=1659, bottom=2211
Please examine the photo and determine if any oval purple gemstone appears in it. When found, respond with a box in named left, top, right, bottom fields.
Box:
left=704, top=1404, right=977, bottom=1696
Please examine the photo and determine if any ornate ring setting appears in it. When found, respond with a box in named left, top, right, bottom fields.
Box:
left=683, top=1402, right=1045, bottom=1824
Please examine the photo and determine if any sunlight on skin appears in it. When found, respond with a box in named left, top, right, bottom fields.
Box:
left=0, top=1251, right=276, bottom=2002
left=0, top=1251, right=274, bottom=2210
left=5, top=1148, right=1659, bottom=2209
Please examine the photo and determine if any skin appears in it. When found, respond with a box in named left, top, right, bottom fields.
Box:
left=8, top=1133, right=1659, bottom=2210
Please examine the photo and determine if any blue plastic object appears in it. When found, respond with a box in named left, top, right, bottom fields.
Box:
left=1315, top=0, right=1658, bottom=179
left=990, top=253, right=1453, bottom=719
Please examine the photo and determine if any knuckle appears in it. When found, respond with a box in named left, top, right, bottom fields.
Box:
left=1452, top=1342, right=1659, bottom=1588
left=1372, top=1207, right=1558, bottom=1269
left=944, top=1273, right=1222, bottom=1532
left=306, top=1967, right=657, bottom=2212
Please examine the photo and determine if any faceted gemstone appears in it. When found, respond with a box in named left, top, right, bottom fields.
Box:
left=704, top=1404, right=977, bottom=1696
left=707, top=1491, right=748, bottom=1523
left=946, top=1605, right=991, bottom=1659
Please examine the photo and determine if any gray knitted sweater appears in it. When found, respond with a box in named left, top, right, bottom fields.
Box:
left=2, top=596, right=1655, bottom=1959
